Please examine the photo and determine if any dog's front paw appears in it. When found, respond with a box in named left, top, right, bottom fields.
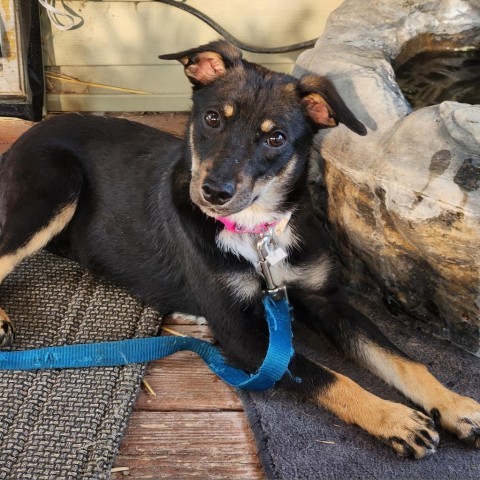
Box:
left=0, top=308, right=14, bottom=348
left=380, top=406, right=439, bottom=459
left=431, top=394, right=480, bottom=448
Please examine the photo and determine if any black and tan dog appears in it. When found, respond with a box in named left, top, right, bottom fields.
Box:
left=0, top=40, right=478, bottom=458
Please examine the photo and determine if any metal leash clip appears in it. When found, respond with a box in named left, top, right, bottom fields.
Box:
left=256, top=230, right=289, bottom=303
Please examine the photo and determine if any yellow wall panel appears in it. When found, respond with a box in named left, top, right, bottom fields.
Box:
left=41, top=0, right=343, bottom=112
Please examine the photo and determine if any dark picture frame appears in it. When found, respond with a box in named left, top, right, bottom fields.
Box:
left=0, top=1, right=44, bottom=121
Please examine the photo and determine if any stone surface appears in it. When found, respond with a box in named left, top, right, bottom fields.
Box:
left=295, top=0, right=480, bottom=354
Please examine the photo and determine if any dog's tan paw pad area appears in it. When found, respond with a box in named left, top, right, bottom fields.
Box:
left=0, top=309, right=15, bottom=348
left=433, top=395, right=480, bottom=448
left=381, top=409, right=439, bottom=459
left=458, top=417, right=480, bottom=448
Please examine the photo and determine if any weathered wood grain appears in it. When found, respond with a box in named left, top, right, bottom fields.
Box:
left=113, top=411, right=264, bottom=480
left=120, top=323, right=263, bottom=477
left=136, top=325, right=243, bottom=412
left=0, top=118, right=33, bottom=153
left=105, top=112, right=188, bottom=137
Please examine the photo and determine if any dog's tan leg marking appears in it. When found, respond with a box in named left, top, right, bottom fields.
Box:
left=0, top=202, right=77, bottom=346
left=0, top=203, right=77, bottom=283
left=358, top=340, right=480, bottom=447
left=317, top=369, right=439, bottom=458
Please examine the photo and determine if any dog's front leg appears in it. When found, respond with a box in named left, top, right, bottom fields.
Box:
left=292, top=290, right=480, bottom=449
left=353, top=341, right=480, bottom=449
left=211, top=310, right=439, bottom=458
left=282, top=354, right=439, bottom=458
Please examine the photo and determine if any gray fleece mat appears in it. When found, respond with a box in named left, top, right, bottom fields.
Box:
left=240, top=297, right=480, bottom=480
left=0, top=251, right=161, bottom=480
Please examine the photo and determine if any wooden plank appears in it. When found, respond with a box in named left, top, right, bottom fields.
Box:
left=0, top=113, right=186, bottom=154
left=137, top=352, right=243, bottom=411
left=113, top=411, right=263, bottom=480
left=107, top=112, right=188, bottom=137
left=0, top=117, right=33, bottom=153
left=137, top=325, right=243, bottom=411
left=160, top=324, right=212, bottom=339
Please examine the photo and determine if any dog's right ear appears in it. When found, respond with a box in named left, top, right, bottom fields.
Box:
left=297, top=75, right=367, bottom=136
left=159, top=40, right=242, bottom=86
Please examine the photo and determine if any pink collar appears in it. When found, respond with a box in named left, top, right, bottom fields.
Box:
left=216, top=213, right=292, bottom=235
left=216, top=216, right=277, bottom=234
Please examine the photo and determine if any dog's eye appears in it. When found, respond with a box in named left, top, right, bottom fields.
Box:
left=204, top=111, right=221, bottom=128
left=266, top=131, right=287, bottom=148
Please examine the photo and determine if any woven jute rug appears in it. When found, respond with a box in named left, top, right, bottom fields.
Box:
left=0, top=251, right=161, bottom=480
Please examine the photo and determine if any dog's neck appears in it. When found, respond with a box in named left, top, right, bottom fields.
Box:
left=214, top=203, right=299, bottom=268
left=215, top=216, right=278, bottom=235
left=215, top=205, right=293, bottom=233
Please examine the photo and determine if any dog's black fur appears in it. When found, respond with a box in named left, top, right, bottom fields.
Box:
left=0, top=41, right=479, bottom=458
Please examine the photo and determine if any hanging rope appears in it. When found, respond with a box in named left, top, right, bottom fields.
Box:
left=37, top=0, right=76, bottom=31
left=37, top=0, right=318, bottom=53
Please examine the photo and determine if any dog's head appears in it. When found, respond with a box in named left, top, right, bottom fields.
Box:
left=160, top=40, right=366, bottom=226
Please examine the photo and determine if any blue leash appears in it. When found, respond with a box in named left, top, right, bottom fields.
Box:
left=0, top=295, right=293, bottom=391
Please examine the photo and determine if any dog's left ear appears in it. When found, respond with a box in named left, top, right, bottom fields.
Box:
left=297, top=75, right=367, bottom=136
left=159, top=40, right=242, bottom=86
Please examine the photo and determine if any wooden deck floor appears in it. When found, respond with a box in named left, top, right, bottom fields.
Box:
left=0, top=115, right=264, bottom=480
left=114, top=317, right=264, bottom=479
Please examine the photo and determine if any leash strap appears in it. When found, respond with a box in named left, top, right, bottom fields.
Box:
left=0, top=296, right=293, bottom=391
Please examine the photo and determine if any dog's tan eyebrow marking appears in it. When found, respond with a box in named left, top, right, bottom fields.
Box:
left=260, top=119, right=275, bottom=133
left=223, top=104, right=234, bottom=117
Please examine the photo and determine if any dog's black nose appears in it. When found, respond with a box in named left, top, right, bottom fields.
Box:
left=202, top=180, right=235, bottom=205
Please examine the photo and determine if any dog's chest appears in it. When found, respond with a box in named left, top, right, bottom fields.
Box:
left=216, top=227, right=332, bottom=299
left=216, top=227, right=317, bottom=288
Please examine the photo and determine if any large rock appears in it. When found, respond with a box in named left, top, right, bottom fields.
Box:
left=295, top=0, right=480, bottom=355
